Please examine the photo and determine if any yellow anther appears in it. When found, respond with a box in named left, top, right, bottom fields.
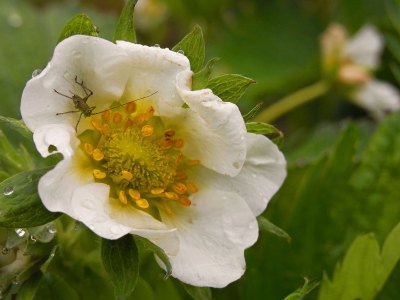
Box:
left=128, top=189, right=140, bottom=200
left=92, top=149, right=104, bottom=161
left=177, top=195, right=192, bottom=207
left=112, top=112, right=123, bottom=124
left=175, top=169, right=187, bottom=180
left=176, top=153, right=184, bottom=165
left=164, top=129, right=175, bottom=137
left=144, top=106, right=155, bottom=120
left=91, top=119, right=103, bottom=131
left=93, top=169, right=106, bottom=179
left=160, top=138, right=173, bottom=150
left=142, top=125, right=154, bottom=137
left=136, top=198, right=149, bottom=209
left=124, top=117, right=133, bottom=129
left=186, top=159, right=200, bottom=166
left=84, top=143, right=93, bottom=154
left=119, top=190, right=128, bottom=204
left=165, top=191, right=179, bottom=200
left=125, top=101, right=137, bottom=113
left=134, top=113, right=145, bottom=125
left=151, top=188, right=164, bottom=195
left=173, top=183, right=187, bottom=194
left=101, top=108, right=112, bottom=121
left=173, top=138, right=185, bottom=150
left=164, top=203, right=173, bottom=216
left=187, top=181, right=199, bottom=193
left=101, top=124, right=111, bottom=136
left=122, top=170, right=133, bottom=180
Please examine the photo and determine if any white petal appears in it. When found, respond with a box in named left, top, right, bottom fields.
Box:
left=158, top=189, right=258, bottom=288
left=353, top=79, right=400, bottom=120
left=345, top=25, right=384, bottom=69
left=116, top=41, right=190, bottom=109
left=189, top=133, right=286, bottom=216
left=159, top=70, right=247, bottom=176
left=21, top=35, right=132, bottom=134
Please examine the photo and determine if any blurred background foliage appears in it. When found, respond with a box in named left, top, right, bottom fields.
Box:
left=1, top=0, right=400, bottom=299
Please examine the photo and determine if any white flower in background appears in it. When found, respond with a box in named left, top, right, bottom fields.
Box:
left=20, top=35, right=286, bottom=287
left=321, top=23, right=400, bottom=120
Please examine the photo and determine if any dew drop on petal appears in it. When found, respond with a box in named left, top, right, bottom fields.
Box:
left=110, top=225, right=121, bottom=234
left=252, top=174, right=257, bottom=178
left=3, top=186, right=14, bottom=196
left=88, top=224, right=95, bottom=231
left=93, top=215, right=107, bottom=223
left=15, top=228, right=25, bottom=237
left=32, top=69, right=42, bottom=78
left=222, top=195, right=227, bottom=200
left=233, top=162, right=240, bottom=169
left=248, top=222, right=256, bottom=229
left=262, top=197, right=268, bottom=203
left=82, top=199, right=96, bottom=210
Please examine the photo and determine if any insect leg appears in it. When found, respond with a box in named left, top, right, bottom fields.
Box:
left=54, top=89, right=74, bottom=100
left=75, top=113, right=83, bottom=132
left=75, top=76, right=93, bottom=98
left=56, top=110, right=80, bottom=115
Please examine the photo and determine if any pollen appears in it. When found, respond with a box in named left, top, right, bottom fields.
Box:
left=112, top=112, right=123, bottom=124
left=101, top=124, right=111, bottom=136
left=164, top=129, right=175, bottom=137
left=92, top=149, right=104, bottom=161
left=173, top=183, right=187, bottom=194
left=136, top=199, right=149, bottom=209
left=125, top=101, right=137, bottom=113
left=187, top=181, right=199, bottom=193
left=176, top=153, right=184, bottom=165
left=84, top=143, right=93, bottom=154
left=173, top=138, right=185, bottom=150
left=175, top=169, right=187, bottom=180
left=101, top=108, right=112, bottom=121
left=119, top=190, right=128, bottom=204
left=177, top=195, right=191, bottom=207
left=165, top=191, right=179, bottom=200
left=160, top=138, right=173, bottom=150
left=124, top=118, right=133, bottom=129
left=142, top=125, right=154, bottom=137
left=93, top=169, right=106, bottom=179
left=144, top=106, right=155, bottom=120
left=128, top=189, right=140, bottom=200
left=151, top=188, right=164, bottom=194
left=186, top=160, right=200, bottom=166
left=91, top=119, right=103, bottom=131
left=134, top=113, right=145, bottom=125
left=122, top=170, right=133, bottom=180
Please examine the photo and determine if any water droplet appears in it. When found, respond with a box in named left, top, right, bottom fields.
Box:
left=8, top=13, right=23, bottom=28
left=46, top=224, right=57, bottom=234
left=12, top=277, right=19, bottom=285
left=32, top=69, right=42, bottom=78
left=241, top=135, right=245, bottom=141
left=233, top=162, right=240, bottom=169
left=154, top=44, right=160, bottom=48
left=110, top=225, right=121, bottom=234
left=2, top=247, right=10, bottom=255
left=262, top=197, right=268, bottom=203
left=15, top=228, right=25, bottom=237
left=72, top=50, right=82, bottom=58
left=3, top=186, right=14, bottom=196
left=29, top=235, right=37, bottom=243
left=88, top=224, right=95, bottom=231
left=177, top=50, right=184, bottom=55
left=93, top=215, right=107, bottom=223
left=252, top=174, right=257, bottom=178
left=82, top=199, right=96, bottom=210
left=222, top=195, right=227, bottom=200
left=249, top=222, right=256, bottom=229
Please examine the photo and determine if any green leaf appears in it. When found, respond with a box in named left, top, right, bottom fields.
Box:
left=181, top=282, right=212, bottom=300
left=102, top=235, right=139, bottom=300
left=57, top=14, right=98, bottom=44
left=5, top=228, right=28, bottom=249
left=0, top=116, right=32, bottom=141
left=16, top=272, right=43, bottom=300
left=133, top=235, right=172, bottom=279
left=257, top=216, right=291, bottom=242
left=386, top=0, right=400, bottom=34
left=39, top=246, right=58, bottom=274
left=28, top=224, right=56, bottom=243
left=243, top=103, right=263, bottom=122
left=245, top=122, right=284, bottom=147
left=283, top=277, right=319, bottom=300
left=206, top=74, right=256, bottom=103
left=172, top=25, right=205, bottom=73
left=319, top=222, right=400, bottom=300
left=0, top=167, right=62, bottom=228
left=0, top=130, right=25, bottom=173
left=112, top=0, right=138, bottom=43
left=192, top=57, right=219, bottom=90
left=34, top=273, right=80, bottom=300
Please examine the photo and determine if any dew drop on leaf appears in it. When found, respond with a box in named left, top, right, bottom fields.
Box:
left=154, top=44, right=160, bottom=48
left=2, top=247, right=10, bottom=255
left=29, top=235, right=37, bottom=243
left=178, top=50, right=185, bottom=55
left=15, top=228, right=25, bottom=237
left=32, top=69, right=42, bottom=78
left=3, top=186, right=14, bottom=196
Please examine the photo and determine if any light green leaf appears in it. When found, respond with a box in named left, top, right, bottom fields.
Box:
left=172, top=25, right=205, bottom=73
left=112, top=0, right=138, bottom=43
left=16, top=272, right=43, bottom=300
left=28, top=224, right=56, bottom=243
left=243, top=103, right=263, bottom=122
left=245, top=122, right=284, bottom=147
left=102, top=235, right=139, bottom=300
left=57, top=14, right=98, bottom=44
left=39, top=246, right=58, bottom=274
left=0, top=116, right=32, bottom=141
left=0, top=130, right=25, bottom=173
left=284, top=277, right=319, bottom=300
left=206, top=74, right=256, bottom=103
left=0, top=167, right=62, bottom=228
left=257, top=216, right=291, bottom=242
left=181, top=282, right=212, bottom=300
left=319, top=223, right=400, bottom=300
left=5, top=228, right=28, bottom=249
left=192, top=57, right=219, bottom=90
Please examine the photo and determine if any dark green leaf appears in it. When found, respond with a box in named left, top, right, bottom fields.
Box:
left=0, top=167, right=62, bottom=228
left=15, top=259, right=44, bottom=284
left=207, top=74, right=256, bottom=103
left=102, top=235, right=139, bottom=300
left=172, top=25, right=205, bottom=73
left=16, top=272, right=43, bottom=300
left=133, top=235, right=172, bottom=279
left=34, top=273, right=80, bottom=300
left=257, top=216, right=291, bottom=242
left=243, top=103, right=263, bottom=122
left=192, top=57, right=219, bottom=90
left=0, top=130, right=25, bottom=173
left=386, top=0, right=400, bottom=34
left=5, top=228, right=28, bottom=249
left=112, top=0, right=138, bottom=43
left=57, top=14, right=98, bottom=44
left=284, top=277, right=319, bottom=300
left=0, top=116, right=32, bottom=141
left=181, top=282, right=212, bottom=300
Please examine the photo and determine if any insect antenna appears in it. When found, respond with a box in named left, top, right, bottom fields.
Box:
left=91, top=91, right=158, bottom=115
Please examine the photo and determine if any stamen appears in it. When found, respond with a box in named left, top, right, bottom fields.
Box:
left=165, top=191, right=179, bottom=200
left=134, top=113, right=145, bottom=125
left=125, top=101, right=137, bottom=113
left=144, top=106, right=155, bottom=120
left=164, top=203, right=173, bottom=216
left=84, top=143, right=93, bottom=154
left=93, top=169, right=106, bottom=179
left=122, top=170, right=133, bottom=180
left=187, top=181, right=199, bottom=193
left=175, top=169, right=187, bottom=180
left=112, top=112, right=123, bottom=124
left=101, top=124, right=111, bottom=136
left=160, top=138, right=173, bottom=150
left=101, top=108, right=112, bottom=121
left=173, top=139, right=185, bottom=150
left=151, top=188, right=164, bottom=194
left=136, top=199, right=149, bottom=208
left=142, top=125, right=154, bottom=137
left=177, top=195, right=191, bottom=207
left=173, top=183, right=187, bottom=194
left=92, top=149, right=104, bottom=161
left=124, top=118, right=133, bottom=129
left=164, top=129, right=175, bottom=137
left=119, top=190, right=128, bottom=204
left=186, top=160, right=200, bottom=166
left=91, top=119, right=103, bottom=131
left=175, top=153, right=184, bottom=165
left=128, top=189, right=140, bottom=200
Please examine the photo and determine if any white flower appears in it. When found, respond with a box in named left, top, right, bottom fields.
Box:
left=20, top=35, right=286, bottom=287
left=321, top=23, right=400, bottom=120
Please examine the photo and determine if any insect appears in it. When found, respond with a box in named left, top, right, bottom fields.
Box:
left=54, top=76, right=157, bottom=132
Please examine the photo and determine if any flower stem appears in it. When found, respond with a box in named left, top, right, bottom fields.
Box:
left=254, top=80, right=330, bottom=123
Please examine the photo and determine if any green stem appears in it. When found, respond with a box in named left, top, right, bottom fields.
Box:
left=254, top=80, right=330, bottom=123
